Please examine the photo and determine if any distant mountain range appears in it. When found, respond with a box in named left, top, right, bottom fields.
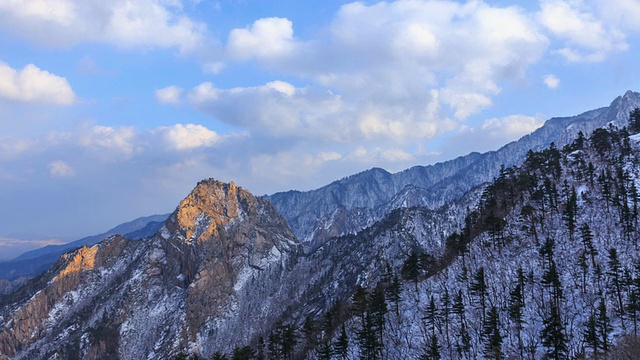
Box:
left=0, top=214, right=169, bottom=285
left=1, top=91, right=640, bottom=359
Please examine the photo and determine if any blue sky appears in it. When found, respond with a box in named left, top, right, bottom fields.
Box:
left=0, top=0, right=639, bottom=259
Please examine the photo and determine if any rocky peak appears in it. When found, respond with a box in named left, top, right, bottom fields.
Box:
left=165, top=179, right=258, bottom=243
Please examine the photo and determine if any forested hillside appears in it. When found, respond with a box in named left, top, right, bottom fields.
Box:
left=192, top=111, right=640, bottom=359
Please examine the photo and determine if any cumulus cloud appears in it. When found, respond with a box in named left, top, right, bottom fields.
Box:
left=159, top=123, right=221, bottom=150
left=543, top=74, right=560, bottom=89
left=155, top=85, right=183, bottom=105
left=0, top=62, right=76, bottom=105
left=77, top=125, right=137, bottom=157
left=0, top=0, right=207, bottom=53
left=596, top=0, right=640, bottom=32
left=48, top=160, right=75, bottom=178
left=226, top=17, right=296, bottom=62
left=214, top=0, right=548, bottom=147
left=539, top=0, right=627, bottom=62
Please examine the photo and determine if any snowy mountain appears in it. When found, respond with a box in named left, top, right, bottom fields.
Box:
left=1, top=91, right=640, bottom=359
left=268, top=91, right=640, bottom=252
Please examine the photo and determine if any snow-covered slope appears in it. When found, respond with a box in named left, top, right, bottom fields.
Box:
left=268, top=91, right=640, bottom=252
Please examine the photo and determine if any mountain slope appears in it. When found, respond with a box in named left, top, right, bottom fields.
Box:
left=0, top=180, right=299, bottom=359
left=268, top=91, right=640, bottom=251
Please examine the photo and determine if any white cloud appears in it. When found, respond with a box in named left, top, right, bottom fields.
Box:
left=217, top=1, right=547, bottom=142
left=0, top=62, right=76, bottom=105
left=48, top=160, right=75, bottom=178
left=543, top=74, right=560, bottom=89
left=226, top=17, right=296, bottom=62
left=380, top=148, right=413, bottom=162
left=480, top=115, right=546, bottom=139
left=155, top=85, right=183, bottom=105
left=441, top=114, right=546, bottom=158
left=78, top=125, right=137, bottom=157
left=539, top=0, right=627, bottom=62
left=159, top=123, right=221, bottom=150
left=596, top=0, right=640, bottom=32
left=0, top=0, right=207, bottom=53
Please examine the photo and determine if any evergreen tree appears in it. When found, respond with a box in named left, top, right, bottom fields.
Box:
left=607, top=248, right=625, bottom=317
left=483, top=306, right=503, bottom=360
left=629, top=107, right=640, bottom=134
left=421, top=334, right=441, bottom=360
left=402, top=250, right=421, bottom=287
left=386, top=274, right=402, bottom=316
left=597, top=299, right=612, bottom=353
left=423, top=295, right=438, bottom=336
left=211, top=352, right=228, bottom=360
left=316, top=342, right=332, bottom=360
left=562, top=186, right=578, bottom=240
left=302, top=315, right=316, bottom=349
left=580, top=223, right=598, bottom=267
left=352, top=286, right=368, bottom=325
left=541, top=302, right=568, bottom=360
left=508, top=281, right=525, bottom=359
left=255, top=337, right=265, bottom=360
left=470, top=267, right=488, bottom=323
left=583, top=314, right=600, bottom=358
left=440, top=288, right=451, bottom=348
left=231, top=346, right=254, bottom=360
left=334, top=325, right=349, bottom=360
left=452, top=290, right=470, bottom=356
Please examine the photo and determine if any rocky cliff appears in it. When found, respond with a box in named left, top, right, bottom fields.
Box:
left=0, top=179, right=299, bottom=359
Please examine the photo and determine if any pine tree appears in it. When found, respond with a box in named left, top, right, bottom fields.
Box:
left=386, top=274, right=402, bottom=316
left=423, top=295, right=438, bottom=336
left=607, top=248, right=625, bottom=318
left=402, top=250, right=421, bottom=287
left=583, top=314, right=600, bottom=358
left=597, top=299, right=612, bottom=353
left=483, top=306, right=503, bottom=360
left=334, top=325, right=349, bottom=360
left=562, top=186, right=578, bottom=240
left=541, top=302, right=568, bottom=360
left=231, top=346, right=254, bottom=360
left=508, top=281, right=525, bottom=359
left=440, top=288, right=451, bottom=348
left=211, top=352, right=228, bottom=360
left=316, top=342, right=332, bottom=360
left=580, top=223, right=598, bottom=267
left=421, top=334, right=441, bottom=360
left=452, top=290, right=470, bottom=356
left=629, top=107, right=640, bottom=134
left=470, top=267, right=488, bottom=323
left=255, top=337, right=265, bottom=360
left=302, top=315, right=316, bottom=349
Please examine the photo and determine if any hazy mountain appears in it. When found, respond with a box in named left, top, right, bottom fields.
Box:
left=0, top=214, right=169, bottom=286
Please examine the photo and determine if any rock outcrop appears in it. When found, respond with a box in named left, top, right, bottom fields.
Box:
left=0, top=179, right=299, bottom=359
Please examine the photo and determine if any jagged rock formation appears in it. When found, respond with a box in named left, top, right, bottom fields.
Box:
left=0, top=180, right=299, bottom=359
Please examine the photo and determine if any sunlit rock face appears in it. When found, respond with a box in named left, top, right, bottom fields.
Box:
left=0, top=179, right=300, bottom=359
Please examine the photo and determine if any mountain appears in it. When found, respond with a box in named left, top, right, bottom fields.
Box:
left=0, top=180, right=299, bottom=359
left=1, top=91, right=640, bottom=359
left=0, top=214, right=169, bottom=287
left=268, top=90, right=640, bottom=251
